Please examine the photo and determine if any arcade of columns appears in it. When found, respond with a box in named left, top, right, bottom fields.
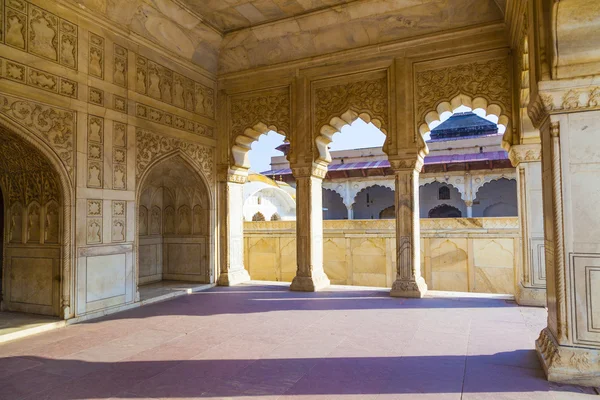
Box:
left=0, top=0, right=598, bottom=387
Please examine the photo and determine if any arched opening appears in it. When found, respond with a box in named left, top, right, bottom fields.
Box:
left=379, top=205, right=395, bottom=219
left=420, top=182, right=466, bottom=218
left=138, top=155, right=210, bottom=294
left=0, top=128, right=64, bottom=317
left=353, top=185, right=395, bottom=220
left=428, top=204, right=462, bottom=218
left=473, top=178, right=518, bottom=217
left=322, top=189, right=347, bottom=220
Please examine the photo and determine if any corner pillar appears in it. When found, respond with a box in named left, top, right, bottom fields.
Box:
left=535, top=117, right=600, bottom=387
left=290, top=163, right=330, bottom=291
left=217, top=167, right=251, bottom=286
left=509, top=144, right=546, bottom=307
left=389, top=158, right=427, bottom=298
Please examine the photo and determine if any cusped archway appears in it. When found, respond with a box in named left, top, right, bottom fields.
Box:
left=353, top=185, right=395, bottom=220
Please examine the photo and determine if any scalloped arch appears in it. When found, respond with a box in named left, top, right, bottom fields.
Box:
left=420, top=180, right=466, bottom=201
left=418, top=94, right=510, bottom=139
left=352, top=184, right=395, bottom=206
left=232, top=123, right=287, bottom=170
left=473, top=176, right=516, bottom=199
left=316, top=110, right=386, bottom=165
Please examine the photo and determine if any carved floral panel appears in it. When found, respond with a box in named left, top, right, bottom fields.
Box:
left=3, top=0, right=78, bottom=69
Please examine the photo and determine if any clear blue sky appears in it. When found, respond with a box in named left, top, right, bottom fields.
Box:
left=248, top=119, right=386, bottom=173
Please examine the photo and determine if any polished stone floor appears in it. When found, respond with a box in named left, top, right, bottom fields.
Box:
left=0, top=283, right=597, bottom=400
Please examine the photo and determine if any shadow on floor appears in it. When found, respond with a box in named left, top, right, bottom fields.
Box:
left=4, top=351, right=596, bottom=399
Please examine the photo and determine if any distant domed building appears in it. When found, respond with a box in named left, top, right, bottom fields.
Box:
left=243, top=172, right=296, bottom=221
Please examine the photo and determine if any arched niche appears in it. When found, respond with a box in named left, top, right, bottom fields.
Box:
left=136, top=154, right=212, bottom=287
left=353, top=185, right=395, bottom=220
left=0, top=120, right=71, bottom=318
left=420, top=182, right=467, bottom=218
left=473, top=178, right=518, bottom=218
left=322, top=188, right=347, bottom=220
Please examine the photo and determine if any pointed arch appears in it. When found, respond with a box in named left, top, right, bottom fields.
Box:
left=135, top=152, right=215, bottom=289
left=0, top=115, right=74, bottom=319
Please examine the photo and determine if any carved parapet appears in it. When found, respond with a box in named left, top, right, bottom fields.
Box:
left=508, top=143, right=542, bottom=167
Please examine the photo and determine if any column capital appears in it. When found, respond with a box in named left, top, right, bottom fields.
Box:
left=291, top=162, right=327, bottom=179
left=388, top=156, right=424, bottom=173
left=508, top=143, right=542, bottom=167
left=217, top=164, right=249, bottom=184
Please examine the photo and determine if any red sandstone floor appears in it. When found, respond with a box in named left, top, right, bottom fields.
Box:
left=0, top=283, right=597, bottom=399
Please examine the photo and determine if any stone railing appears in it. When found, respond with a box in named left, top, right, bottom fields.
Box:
left=243, top=218, right=520, bottom=294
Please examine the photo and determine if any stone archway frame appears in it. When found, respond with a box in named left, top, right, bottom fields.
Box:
left=136, top=129, right=216, bottom=289
left=229, top=87, right=291, bottom=171
left=0, top=115, right=75, bottom=319
left=418, top=94, right=511, bottom=140
left=313, top=71, right=389, bottom=166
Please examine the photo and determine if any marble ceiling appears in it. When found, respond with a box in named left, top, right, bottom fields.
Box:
left=180, top=0, right=357, bottom=32
left=72, top=0, right=506, bottom=74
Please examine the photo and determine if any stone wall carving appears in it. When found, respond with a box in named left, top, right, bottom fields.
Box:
left=112, top=121, right=127, bottom=190
left=415, top=58, right=511, bottom=121
left=86, top=199, right=102, bottom=244
left=314, top=76, right=388, bottom=134
left=113, top=95, right=127, bottom=114
left=0, top=93, right=75, bottom=180
left=113, top=44, right=127, bottom=88
left=112, top=200, right=126, bottom=242
left=230, top=89, right=291, bottom=140
left=87, top=115, right=103, bottom=188
left=88, top=33, right=104, bottom=79
left=135, top=102, right=213, bottom=138
left=135, top=54, right=214, bottom=118
left=539, top=86, right=600, bottom=113
left=2, top=0, right=77, bottom=69
left=89, top=87, right=104, bottom=106
left=0, top=57, right=78, bottom=98
left=136, top=128, right=214, bottom=184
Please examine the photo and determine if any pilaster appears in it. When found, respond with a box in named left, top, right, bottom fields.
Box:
left=389, top=157, right=427, bottom=298
left=509, top=143, right=546, bottom=307
left=217, top=166, right=251, bottom=286
left=289, top=163, right=330, bottom=292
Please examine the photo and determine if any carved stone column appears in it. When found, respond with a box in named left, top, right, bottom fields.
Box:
left=509, top=144, right=546, bottom=307
left=389, top=158, right=427, bottom=298
left=290, top=163, right=330, bottom=291
left=535, top=116, right=600, bottom=387
left=217, top=167, right=251, bottom=286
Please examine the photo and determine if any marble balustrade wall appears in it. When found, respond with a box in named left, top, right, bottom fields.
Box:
left=244, top=218, right=520, bottom=294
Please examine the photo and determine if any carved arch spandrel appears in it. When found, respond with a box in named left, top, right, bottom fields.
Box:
left=229, top=87, right=291, bottom=170
left=313, top=71, right=389, bottom=164
left=414, top=55, right=512, bottom=143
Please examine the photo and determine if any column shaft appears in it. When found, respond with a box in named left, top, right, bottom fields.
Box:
left=217, top=177, right=250, bottom=286
left=390, top=163, right=427, bottom=298
left=290, top=166, right=330, bottom=291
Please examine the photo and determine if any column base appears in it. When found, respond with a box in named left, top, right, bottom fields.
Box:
left=515, top=283, right=546, bottom=307
left=218, top=268, right=251, bottom=286
left=390, top=277, right=428, bottom=298
left=290, top=272, right=330, bottom=292
left=536, top=328, right=600, bottom=387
